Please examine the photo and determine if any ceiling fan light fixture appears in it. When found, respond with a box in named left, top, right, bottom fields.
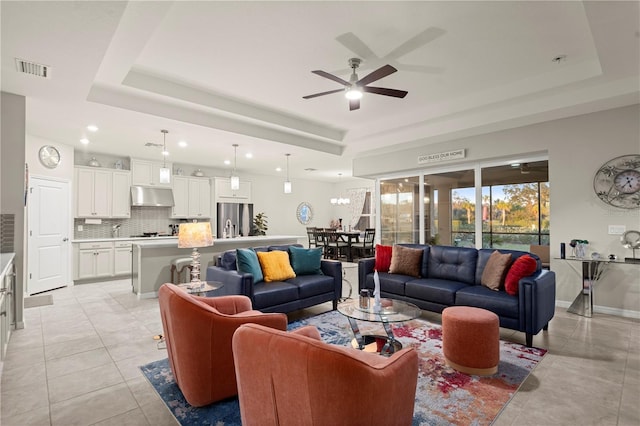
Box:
left=345, top=87, right=362, bottom=100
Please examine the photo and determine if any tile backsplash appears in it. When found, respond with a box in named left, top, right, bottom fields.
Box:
left=1, top=214, right=15, bottom=252
left=73, top=207, right=200, bottom=239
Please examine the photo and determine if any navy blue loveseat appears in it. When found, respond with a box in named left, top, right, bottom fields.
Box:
left=206, top=244, right=342, bottom=313
left=358, top=244, right=556, bottom=347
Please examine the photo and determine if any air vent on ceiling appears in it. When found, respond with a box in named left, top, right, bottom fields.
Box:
left=15, top=58, right=50, bottom=78
left=304, top=168, right=317, bottom=172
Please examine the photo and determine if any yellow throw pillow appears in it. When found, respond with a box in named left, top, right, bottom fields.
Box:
left=256, top=250, right=296, bottom=282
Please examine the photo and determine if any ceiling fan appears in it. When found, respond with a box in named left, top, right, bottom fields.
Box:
left=303, top=58, right=408, bottom=111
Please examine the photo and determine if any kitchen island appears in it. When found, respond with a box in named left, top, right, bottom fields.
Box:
left=131, top=235, right=303, bottom=298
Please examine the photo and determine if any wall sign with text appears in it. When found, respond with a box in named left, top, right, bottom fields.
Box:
left=418, top=149, right=466, bottom=164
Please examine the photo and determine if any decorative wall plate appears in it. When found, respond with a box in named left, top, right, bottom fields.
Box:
left=593, top=154, right=640, bottom=209
left=296, top=202, right=313, bottom=225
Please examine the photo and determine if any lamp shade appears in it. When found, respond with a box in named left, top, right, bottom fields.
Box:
left=178, top=222, right=214, bottom=248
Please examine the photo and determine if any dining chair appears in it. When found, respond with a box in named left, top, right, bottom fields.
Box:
left=323, top=228, right=348, bottom=260
left=306, top=227, right=318, bottom=248
left=352, top=228, right=376, bottom=259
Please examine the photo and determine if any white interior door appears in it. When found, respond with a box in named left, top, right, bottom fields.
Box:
left=28, top=177, right=71, bottom=295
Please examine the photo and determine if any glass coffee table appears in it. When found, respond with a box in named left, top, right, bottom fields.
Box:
left=337, top=297, right=421, bottom=356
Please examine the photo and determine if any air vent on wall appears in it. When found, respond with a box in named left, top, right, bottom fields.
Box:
left=15, top=58, right=50, bottom=78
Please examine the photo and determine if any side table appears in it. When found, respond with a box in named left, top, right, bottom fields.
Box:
left=177, top=281, right=223, bottom=296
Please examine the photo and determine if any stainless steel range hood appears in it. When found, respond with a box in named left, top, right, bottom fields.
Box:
left=130, top=186, right=175, bottom=207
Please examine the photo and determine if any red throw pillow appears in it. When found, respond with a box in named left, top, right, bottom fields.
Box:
left=504, top=255, right=538, bottom=296
left=375, top=244, right=393, bottom=272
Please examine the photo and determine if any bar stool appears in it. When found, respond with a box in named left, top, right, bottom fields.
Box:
left=170, top=258, right=193, bottom=284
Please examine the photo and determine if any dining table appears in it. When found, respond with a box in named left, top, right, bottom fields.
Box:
left=336, top=230, right=362, bottom=262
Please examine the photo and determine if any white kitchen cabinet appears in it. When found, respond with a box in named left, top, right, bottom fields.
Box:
left=74, top=167, right=130, bottom=218
left=75, top=168, right=111, bottom=217
left=113, top=241, right=133, bottom=275
left=171, top=176, right=189, bottom=218
left=76, top=242, right=114, bottom=280
left=172, top=176, right=211, bottom=218
left=188, top=177, right=211, bottom=218
left=1, top=257, right=15, bottom=361
left=111, top=170, right=131, bottom=218
left=131, top=159, right=173, bottom=187
left=214, top=178, right=251, bottom=203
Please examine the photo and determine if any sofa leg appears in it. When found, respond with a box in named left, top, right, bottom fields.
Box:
left=543, top=323, right=549, bottom=331
left=525, top=333, right=533, bottom=347
left=332, top=299, right=338, bottom=310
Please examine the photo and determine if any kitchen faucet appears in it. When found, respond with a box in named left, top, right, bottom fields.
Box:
left=112, top=224, right=121, bottom=238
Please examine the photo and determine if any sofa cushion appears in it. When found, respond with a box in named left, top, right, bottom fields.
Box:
left=389, top=245, right=423, bottom=277
left=220, top=250, right=238, bottom=270
left=236, top=248, right=264, bottom=283
left=375, top=244, right=393, bottom=272
left=427, top=246, right=478, bottom=285
left=289, top=246, right=323, bottom=276
left=504, top=255, right=538, bottom=296
left=363, top=272, right=412, bottom=296
left=252, top=281, right=299, bottom=309
left=257, top=251, right=296, bottom=282
left=454, top=286, right=519, bottom=319
left=405, top=278, right=469, bottom=306
left=288, top=274, right=335, bottom=299
left=481, top=250, right=512, bottom=290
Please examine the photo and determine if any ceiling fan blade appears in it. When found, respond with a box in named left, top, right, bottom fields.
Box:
left=362, top=86, right=408, bottom=98
left=336, top=32, right=377, bottom=60
left=385, top=27, right=446, bottom=61
left=302, top=88, right=345, bottom=99
left=311, top=70, right=350, bottom=86
left=356, top=64, right=397, bottom=87
left=349, top=99, right=360, bottom=111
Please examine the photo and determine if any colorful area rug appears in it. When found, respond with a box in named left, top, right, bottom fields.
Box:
left=140, top=310, right=546, bottom=426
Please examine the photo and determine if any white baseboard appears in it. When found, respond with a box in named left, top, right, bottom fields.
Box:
left=556, top=301, right=640, bottom=319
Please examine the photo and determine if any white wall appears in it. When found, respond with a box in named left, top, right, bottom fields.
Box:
left=353, top=104, right=640, bottom=317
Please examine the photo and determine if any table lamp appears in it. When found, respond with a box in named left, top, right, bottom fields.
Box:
left=178, top=222, right=214, bottom=287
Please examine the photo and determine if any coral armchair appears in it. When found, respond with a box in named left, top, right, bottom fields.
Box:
left=158, top=283, right=288, bottom=407
left=232, top=323, right=419, bottom=426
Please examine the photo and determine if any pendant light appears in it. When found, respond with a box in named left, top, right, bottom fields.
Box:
left=159, top=129, right=171, bottom=184
left=284, top=153, right=292, bottom=194
left=230, top=144, right=240, bottom=190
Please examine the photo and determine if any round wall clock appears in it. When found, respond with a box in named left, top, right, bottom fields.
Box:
left=593, top=154, right=640, bottom=209
left=38, top=145, right=61, bottom=169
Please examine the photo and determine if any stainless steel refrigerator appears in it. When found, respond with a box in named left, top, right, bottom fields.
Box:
left=217, top=203, right=254, bottom=238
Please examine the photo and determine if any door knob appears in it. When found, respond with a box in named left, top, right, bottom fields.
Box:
left=63, top=237, right=69, bottom=242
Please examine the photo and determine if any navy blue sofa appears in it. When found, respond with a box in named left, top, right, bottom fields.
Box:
left=206, top=244, right=342, bottom=313
left=358, top=244, right=556, bottom=347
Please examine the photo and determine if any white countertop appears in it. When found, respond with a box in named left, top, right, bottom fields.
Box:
left=72, top=236, right=178, bottom=243
left=1, top=253, right=16, bottom=279
left=132, top=235, right=303, bottom=248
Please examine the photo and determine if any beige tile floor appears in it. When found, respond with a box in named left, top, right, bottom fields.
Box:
left=0, top=265, right=638, bottom=425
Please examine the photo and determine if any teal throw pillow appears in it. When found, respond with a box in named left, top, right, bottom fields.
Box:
left=289, top=246, right=323, bottom=276
left=236, top=248, right=264, bottom=283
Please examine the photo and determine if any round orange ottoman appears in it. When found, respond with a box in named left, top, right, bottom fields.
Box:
left=442, top=306, right=500, bottom=376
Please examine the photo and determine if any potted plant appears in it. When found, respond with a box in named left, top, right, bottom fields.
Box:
left=253, top=212, right=268, bottom=236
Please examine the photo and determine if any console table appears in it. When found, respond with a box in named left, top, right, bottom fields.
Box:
left=559, top=257, right=639, bottom=317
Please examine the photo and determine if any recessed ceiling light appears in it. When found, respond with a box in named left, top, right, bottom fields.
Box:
left=245, top=153, right=253, bottom=159
left=162, top=150, right=169, bottom=156
left=276, top=167, right=282, bottom=172
left=178, top=140, right=187, bottom=148
left=87, top=125, right=98, bottom=132
left=552, top=54, right=567, bottom=63
left=224, top=160, right=231, bottom=165
left=80, top=138, right=90, bottom=144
